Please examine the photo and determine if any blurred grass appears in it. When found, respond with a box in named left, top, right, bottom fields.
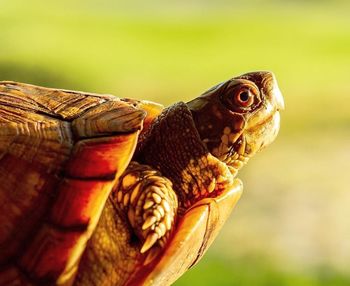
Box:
left=1, top=0, right=350, bottom=136
left=176, top=254, right=350, bottom=286
left=0, top=0, right=349, bottom=285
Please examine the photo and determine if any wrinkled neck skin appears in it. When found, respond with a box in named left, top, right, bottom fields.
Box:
left=136, top=102, right=237, bottom=213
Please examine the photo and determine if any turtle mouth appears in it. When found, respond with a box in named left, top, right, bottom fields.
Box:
left=246, top=109, right=279, bottom=132
left=245, top=108, right=281, bottom=153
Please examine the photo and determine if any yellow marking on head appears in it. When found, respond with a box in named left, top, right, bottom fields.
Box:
left=212, top=106, right=223, bottom=119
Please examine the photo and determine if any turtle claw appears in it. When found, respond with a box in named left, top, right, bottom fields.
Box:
left=140, top=233, right=159, bottom=253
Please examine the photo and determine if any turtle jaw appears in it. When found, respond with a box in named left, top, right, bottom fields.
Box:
left=248, top=109, right=281, bottom=150
left=219, top=112, right=281, bottom=178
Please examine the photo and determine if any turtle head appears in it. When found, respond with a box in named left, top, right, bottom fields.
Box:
left=187, top=71, right=284, bottom=174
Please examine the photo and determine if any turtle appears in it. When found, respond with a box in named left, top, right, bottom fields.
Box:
left=0, top=71, right=284, bottom=286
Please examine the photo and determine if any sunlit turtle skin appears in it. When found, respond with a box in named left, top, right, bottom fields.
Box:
left=0, top=71, right=284, bottom=286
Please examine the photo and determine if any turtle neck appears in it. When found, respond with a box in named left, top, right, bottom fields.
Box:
left=136, top=102, right=233, bottom=210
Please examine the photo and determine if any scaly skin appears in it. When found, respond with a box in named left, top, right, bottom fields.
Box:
left=138, top=102, right=234, bottom=210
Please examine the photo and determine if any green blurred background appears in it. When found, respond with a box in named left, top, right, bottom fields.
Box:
left=1, top=0, right=349, bottom=285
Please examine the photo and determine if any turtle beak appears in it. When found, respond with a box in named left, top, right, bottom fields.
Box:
left=241, top=71, right=284, bottom=155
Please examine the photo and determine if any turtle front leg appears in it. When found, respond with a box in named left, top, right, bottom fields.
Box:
left=114, top=162, right=178, bottom=256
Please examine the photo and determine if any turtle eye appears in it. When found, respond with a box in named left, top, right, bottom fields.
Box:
left=234, top=89, right=254, bottom=107
left=220, top=80, right=259, bottom=113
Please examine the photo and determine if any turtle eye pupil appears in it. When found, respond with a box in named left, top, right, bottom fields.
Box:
left=235, top=90, right=254, bottom=107
left=239, top=91, right=249, bottom=102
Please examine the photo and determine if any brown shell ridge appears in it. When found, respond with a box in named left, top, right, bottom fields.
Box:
left=72, top=100, right=146, bottom=138
left=0, top=81, right=59, bottom=117
left=0, top=101, right=64, bottom=122
left=0, top=81, right=115, bottom=120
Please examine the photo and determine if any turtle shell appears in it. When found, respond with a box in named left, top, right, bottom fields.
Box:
left=0, top=81, right=147, bottom=285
